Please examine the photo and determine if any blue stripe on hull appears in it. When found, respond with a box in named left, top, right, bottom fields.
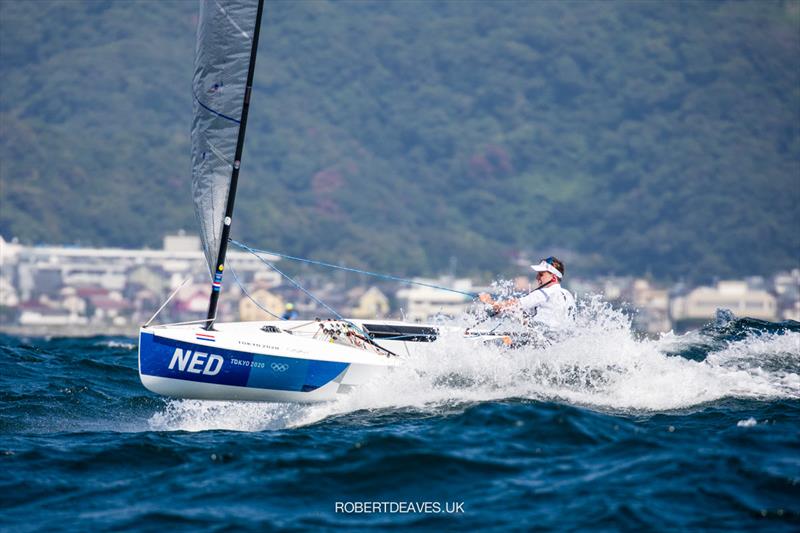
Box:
left=139, top=332, right=349, bottom=393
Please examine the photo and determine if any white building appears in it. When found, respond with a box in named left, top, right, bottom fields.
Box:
left=396, top=277, right=475, bottom=322
left=631, top=278, right=671, bottom=333
left=670, top=280, right=777, bottom=323
left=18, top=309, right=89, bottom=326
left=773, top=269, right=799, bottom=296
left=0, top=276, right=19, bottom=307
left=780, top=300, right=800, bottom=321
left=773, top=269, right=800, bottom=321
left=2, top=233, right=281, bottom=300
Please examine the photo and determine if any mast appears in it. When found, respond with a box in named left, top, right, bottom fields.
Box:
left=205, top=0, right=265, bottom=330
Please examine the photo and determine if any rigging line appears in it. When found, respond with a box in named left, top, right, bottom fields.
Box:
left=228, top=261, right=283, bottom=320
left=285, top=320, right=318, bottom=331
left=238, top=239, right=378, bottom=338
left=487, top=320, right=504, bottom=334
left=370, top=334, right=437, bottom=341
left=238, top=239, right=346, bottom=320
left=143, top=277, right=189, bottom=328
left=150, top=318, right=216, bottom=328
left=229, top=239, right=479, bottom=298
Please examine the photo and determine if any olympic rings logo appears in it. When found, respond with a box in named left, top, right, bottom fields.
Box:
left=271, top=363, right=289, bottom=372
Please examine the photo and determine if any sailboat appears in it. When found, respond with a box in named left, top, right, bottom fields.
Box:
left=138, top=0, right=500, bottom=403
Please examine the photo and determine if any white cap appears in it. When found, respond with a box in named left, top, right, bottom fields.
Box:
left=531, top=260, right=562, bottom=278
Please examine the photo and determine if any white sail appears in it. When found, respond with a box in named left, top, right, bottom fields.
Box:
left=191, top=0, right=260, bottom=274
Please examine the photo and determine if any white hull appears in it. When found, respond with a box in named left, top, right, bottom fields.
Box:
left=140, top=374, right=346, bottom=403
left=139, top=318, right=486, bottom=403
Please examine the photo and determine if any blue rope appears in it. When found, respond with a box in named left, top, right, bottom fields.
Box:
left=240, top=244, right=344, bottom=320
left=229, top=239, right=479, bottom=299
left=234, top=240, right=374, bottom=339
left=228, top=262, right=283, bottom=321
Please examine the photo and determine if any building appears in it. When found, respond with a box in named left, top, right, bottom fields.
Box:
left=670, top=280, right=777, bottom=330
left=0, top=276, right=19, bottom=308
left=0, top=233, right=283, bottom=330
left=4, top=233, right=280, bottom=301
left=773, top=269, right=800, bottom=297
left=631, top=279, right=671, bottom=333
left=780, top=299, right=800, bottom=322
left=18, top=306, right=88, bottom=326
left=239, top=288, right=285, bottom=321
left=773, top=269, right=800, bottom=321
left=347, top=286, right=390, bottom=319
left=396, top=277, right=475, bottom=322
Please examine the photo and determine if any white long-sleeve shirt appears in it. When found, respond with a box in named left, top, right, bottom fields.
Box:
left=516, top=284, right=575, bottom=329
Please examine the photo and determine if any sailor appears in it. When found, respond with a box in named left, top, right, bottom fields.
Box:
left=281, top=302, right=299, bottom=320
left=479, top=256, right=575, bottom=330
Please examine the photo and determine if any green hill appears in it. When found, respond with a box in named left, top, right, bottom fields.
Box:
left=1, top=0, right=798, bottom=281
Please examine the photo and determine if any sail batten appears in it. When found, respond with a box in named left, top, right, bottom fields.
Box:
left=191, top=0, right=261, bottom=275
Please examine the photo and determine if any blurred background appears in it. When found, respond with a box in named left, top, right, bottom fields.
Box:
left=1, top=0, right=798, bottom=335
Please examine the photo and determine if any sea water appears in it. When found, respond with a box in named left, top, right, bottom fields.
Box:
left=1, top=301, right=798, bottom=531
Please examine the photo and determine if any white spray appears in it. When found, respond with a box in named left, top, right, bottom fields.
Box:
left=148, top=295, right=800, bottom=432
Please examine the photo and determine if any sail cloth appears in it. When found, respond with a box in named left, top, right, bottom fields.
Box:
left=191, top=0, right=260, bottom=275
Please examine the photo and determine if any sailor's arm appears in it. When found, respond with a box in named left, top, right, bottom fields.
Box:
left=517, top=289, right=546, bottom=309
left=478, top=292, right=523, bottom=314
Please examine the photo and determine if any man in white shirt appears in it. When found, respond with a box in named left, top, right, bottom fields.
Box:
left=479, top=256, right=575, bottom=330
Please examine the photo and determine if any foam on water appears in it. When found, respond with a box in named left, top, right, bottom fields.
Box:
left=148, top=297, right=800, bottom=432
left=737, top=417, right=758, bottom=427
left=95, top=340, right=137, bottom=350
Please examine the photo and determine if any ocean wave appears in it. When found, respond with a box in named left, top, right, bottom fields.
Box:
left=93, top=340, right=137, bottom=350
left=2, top=298, right=797, bottom=434
left=147, top=299, right=800, bottom=432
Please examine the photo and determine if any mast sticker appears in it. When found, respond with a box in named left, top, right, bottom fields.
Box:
left=212, top=271, right=223, bottom=291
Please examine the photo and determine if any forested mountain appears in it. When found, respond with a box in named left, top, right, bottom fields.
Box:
left=1, top=0, right=798, bottom=281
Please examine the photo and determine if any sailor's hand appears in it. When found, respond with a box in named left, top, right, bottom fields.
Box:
left=478, top=292, right=493, bottom=304
left=485, top=302, right=504, bottom=317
